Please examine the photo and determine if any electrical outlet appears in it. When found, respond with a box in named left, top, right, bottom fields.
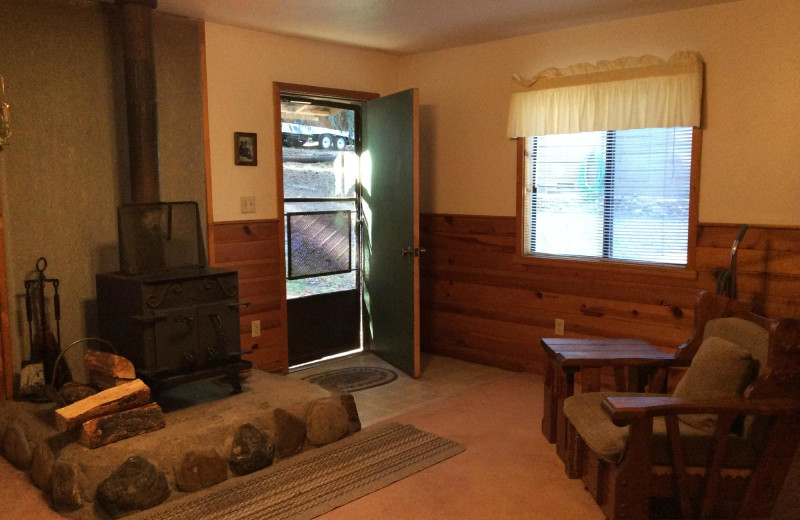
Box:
left=554, top=318, right=565, bottom=335
left=251, top=319, right=261, bottom=337
left=240, top=196, right=256, bottom=214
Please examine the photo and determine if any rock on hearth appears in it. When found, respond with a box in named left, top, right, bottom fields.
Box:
left=31, top=440, right=55, bottom=490
left=338, top=393, right=362, bottom=433
left=176, top=448, right=228, bottom=492
left=51, top=460, right=84, bottom=511
left=2, top=421, right=33, bottom=470
left=273, top=408, right=306, bottom=458
left=229, top=423, right=274, bottom=476
left=306, top=397, right=349, bottom=446
left=96, top=456, right=170, bottom=517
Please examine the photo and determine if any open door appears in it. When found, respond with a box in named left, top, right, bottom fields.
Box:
left=361, top=88, right=420, bottom=377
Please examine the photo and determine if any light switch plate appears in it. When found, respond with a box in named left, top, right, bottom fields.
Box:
left=241, top=196, right=256, bottom=214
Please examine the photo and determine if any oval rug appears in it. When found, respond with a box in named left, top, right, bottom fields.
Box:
left=302, top=367, right=398, bottom=393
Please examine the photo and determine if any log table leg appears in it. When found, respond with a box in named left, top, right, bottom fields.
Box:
left=555, top=368, right=576, bottom=464
left=542, top=357, right=558, bottom=443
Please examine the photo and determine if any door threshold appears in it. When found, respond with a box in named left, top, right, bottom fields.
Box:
left=288, top=347, right=365, bottom=373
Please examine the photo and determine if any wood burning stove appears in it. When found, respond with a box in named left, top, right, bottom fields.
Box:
left=96, top=202, right=251, bottom=394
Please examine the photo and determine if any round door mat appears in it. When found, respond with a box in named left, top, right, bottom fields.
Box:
left=302, top=366, right=398, bottom=393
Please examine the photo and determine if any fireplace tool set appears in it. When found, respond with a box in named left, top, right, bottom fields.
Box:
left=19, top=257, right=72, bottom=399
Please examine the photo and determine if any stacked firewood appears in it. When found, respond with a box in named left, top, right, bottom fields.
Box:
left=54, top=351, right=165, bottom=449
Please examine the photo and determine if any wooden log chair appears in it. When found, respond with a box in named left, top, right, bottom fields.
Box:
left=559, top=291, right=758, bottom=478
left=562, top=292, right=800, bottom=519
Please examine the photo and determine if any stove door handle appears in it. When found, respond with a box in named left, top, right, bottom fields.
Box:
left=173, top=315, right=195, bottom=323
left=228, top=301, right=251, bottom=309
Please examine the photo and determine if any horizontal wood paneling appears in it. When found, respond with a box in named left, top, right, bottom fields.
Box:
left=421, top=214, right=800, bottom=373
left=210, top=214, right=800, bottom=377
left=212, top=219, right=287, bottom=373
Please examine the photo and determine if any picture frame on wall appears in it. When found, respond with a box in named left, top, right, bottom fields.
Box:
left=234, top=132, right=257, bottom=166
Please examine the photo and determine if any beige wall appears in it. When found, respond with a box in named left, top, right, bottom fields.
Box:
left=398, top=0, right=800, bottom=225
left=204, top=23, right=401, bottom=222
left=0, top=1, right=207, bottom=378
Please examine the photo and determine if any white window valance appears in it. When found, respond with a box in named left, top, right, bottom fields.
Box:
left=507, top=51, right=703, bottom=137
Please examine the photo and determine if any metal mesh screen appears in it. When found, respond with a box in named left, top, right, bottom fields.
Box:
left=287, top=211, right=351, bottom=279
left=118, top=202, right=206, bottom=275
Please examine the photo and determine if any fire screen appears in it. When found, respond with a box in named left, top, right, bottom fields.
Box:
left=118, top=201, right=206, bottom=275
left=287, top=210, right=352, bottom=279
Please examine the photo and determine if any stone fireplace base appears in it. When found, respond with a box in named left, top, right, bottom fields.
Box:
left=0, top=370, right=360, bottom=519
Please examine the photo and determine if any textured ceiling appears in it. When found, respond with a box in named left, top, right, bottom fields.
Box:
left=157, top=0, right=738, bottom=55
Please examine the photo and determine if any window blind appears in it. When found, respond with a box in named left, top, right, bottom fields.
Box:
left=526, top=127, right=693, bottom=266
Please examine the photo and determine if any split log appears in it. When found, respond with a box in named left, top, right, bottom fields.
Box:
left=54, top=379, right=150, bottom=432
left=89, top=370, right=133, bottom=390
left=84, top=350, right=136, bottom=380
left=79, top=403, right=165, bottom=449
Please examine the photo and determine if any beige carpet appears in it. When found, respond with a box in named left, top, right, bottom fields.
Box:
left=315, top=372, right=606, bottom=520
left=1, top=370, right=796, bottom=519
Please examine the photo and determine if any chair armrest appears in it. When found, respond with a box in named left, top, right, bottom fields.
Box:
left=602, top=396, right=800, bottom=424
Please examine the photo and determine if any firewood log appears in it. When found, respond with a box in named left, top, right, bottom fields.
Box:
left=54, top=379, right=150, bottom=432
left=89, top=370, right=133, bottom=390
left=84, top=350, right=136, bottom=380
left=79, top=403, right=165, bottom=448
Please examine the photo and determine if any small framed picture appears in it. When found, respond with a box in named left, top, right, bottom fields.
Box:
left=234, top=132, right=257, bottom=166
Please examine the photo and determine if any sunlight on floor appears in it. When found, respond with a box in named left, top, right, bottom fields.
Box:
left=289, top=353, right=511, bottom=427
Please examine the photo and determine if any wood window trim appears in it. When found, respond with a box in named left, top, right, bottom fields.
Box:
left=514, top=127, right=702, bottom=282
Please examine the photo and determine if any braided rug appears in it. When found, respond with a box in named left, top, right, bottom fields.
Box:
left=131, top=423, right=464, bottom=520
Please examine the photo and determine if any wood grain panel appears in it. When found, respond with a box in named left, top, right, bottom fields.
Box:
left=421, top=214, right=800, bottom=374
left=212, top=219, right=287, bottom=373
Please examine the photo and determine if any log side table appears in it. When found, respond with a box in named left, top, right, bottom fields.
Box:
left=540, top=337, right=676, bottom=467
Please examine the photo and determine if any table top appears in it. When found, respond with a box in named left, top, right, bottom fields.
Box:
left=541, top=337, right=676, bottom=368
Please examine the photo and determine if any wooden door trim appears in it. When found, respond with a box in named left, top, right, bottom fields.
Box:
left=273, top=83, right=379, bottom=103
left=0, top=189, right=12, bottom=399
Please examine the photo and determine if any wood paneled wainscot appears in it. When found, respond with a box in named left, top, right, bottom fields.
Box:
left=211, top=220, right=287, bottom=373
left=420, top=214, right=800, bottom=375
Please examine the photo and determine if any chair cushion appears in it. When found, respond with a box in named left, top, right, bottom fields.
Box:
left=703, top=317, right=768, bottom=375
left=563, top=391, right=651, bottom=463
left=672, top=336, right=755, bottom=433
left=564, top=391, right=759, bottom=468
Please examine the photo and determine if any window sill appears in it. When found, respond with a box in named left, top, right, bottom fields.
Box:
left=514, top=253, right=698, bottom=281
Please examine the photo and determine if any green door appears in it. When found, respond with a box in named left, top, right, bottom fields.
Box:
left=361, top=89, right=420, bottom=377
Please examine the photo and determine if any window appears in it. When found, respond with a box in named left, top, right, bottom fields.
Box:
left=523, top=126, right=694, bottom=267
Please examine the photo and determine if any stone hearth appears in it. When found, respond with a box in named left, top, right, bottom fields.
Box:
left=0, top=371, right=361, bottom=519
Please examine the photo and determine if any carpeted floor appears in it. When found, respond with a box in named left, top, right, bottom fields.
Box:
left=313, top=371, right=606, bottom=520
left=1, top=366, right=796, bottom=519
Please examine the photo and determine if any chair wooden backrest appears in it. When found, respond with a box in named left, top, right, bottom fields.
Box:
left=674, top=290, right=771, bottom=365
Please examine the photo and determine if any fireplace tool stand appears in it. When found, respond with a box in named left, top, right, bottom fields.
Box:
left=24, top=257, right=71, bottom=389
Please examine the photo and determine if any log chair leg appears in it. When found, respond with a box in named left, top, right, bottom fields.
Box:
left=607, top=419, right=652, bottom=520
left=565, top=420, right=584, bottom=479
